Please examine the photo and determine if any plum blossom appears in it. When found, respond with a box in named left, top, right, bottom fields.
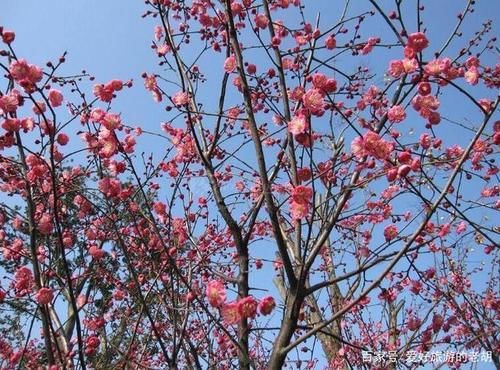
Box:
left=98, top=177, right=122, bottom=198
left=172, top=91, right=190, bottom=106
left=35, top=288, right=53, bottom=305
left=383, top=224, right=398, bottom=241
left=48, top=89, right=63, bottom=107
left=407, top=32, right=429, bottom=53
left=9, top=59, right=43, bottom=92
left=221, top=301, right=240, bottom=325
left=464, top=66, right=479, bottom=85
left=14, top=266, right=33, bottom=295
left=143, top=73, right=162, bottom=102
left=223, top=55, right=237, bottom=73
left=360, top=37, right=379, bottom=55
left=258, top=296, right=276, bottom=315
left=288, top=115, right=308, bottom=136
left=93, top=80, right=124, bottom=102
left=1, top=30, right=15, bottom=44
left=325, top=35, right=336, bottom=49
left=290, top=185, right=313, bottom=220
left=206, top=280, right=226, bottom=307
left=387, top=105, right=406, bottom=123
left=56, top=133, right=69, bottom=146
left=254, top=14, right=269, bottom=29
left=0, top=90, right=20, bottom=114
left=38, top=214, right=53, bottom=235
left=302, top=88, right=324, bottom=114
left=351, top=131, right=393, bottom=160
left=237, top=296, right=258, bottom=319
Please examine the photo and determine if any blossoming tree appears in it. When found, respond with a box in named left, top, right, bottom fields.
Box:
left=0, top=0, right=498, bottom=369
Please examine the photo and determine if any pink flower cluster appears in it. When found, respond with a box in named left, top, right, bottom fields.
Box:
left=35, top=287, right=54, bottom=305
left=289, top=185, right=313, bottom=220
left=411, top=94, right=441, bottom=125
left=9, top=59, right=43, bottom=92
left=351, top=131, right=393, bottom=161
left=143, top=73, right=162, bottom=102
left=0, top=90, right=20, bottom=115
left=206, top=280, right=276, bottom=325
left=93, top=79, right=123, bottom=102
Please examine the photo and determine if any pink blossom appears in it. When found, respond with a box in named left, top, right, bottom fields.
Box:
left=143, top=73, right=162, bottom=102
left=378, top=287, right=398, bottom=303
left=154, top=25, right=163, bottom=41
left=290, top=201, right=309, bottom=220
left=325, top=35, right=336, bottom=49
left=1, top=118, right=21, bottom=132
left=302, top=88, right=324, bottom=113
left=351, top=131, right=393, bottom=160
left=109, top=80, right=123, bottom=91
left=418, top=82, right=431, bottom=96
left=89, top=245, right=106, bottom=260
left=156, top=43, right=171, bottom=56
left=312, top=73, right=337, bottom=93
left=9, top=59, right=43, bottom=92
left=206, top=280, right=226, bottom=307
left=388, top=58, right=418, bottom=78
left=102, top=113, right=121, bottom=130
left=397, top=164, right=411, bottom=177
left=32, top=101, right=46, bottom=115
left=388, top=60, right=405, bottom=78
left=93, top=84, right=114, bottom=102
left=360, top=37, right=379, bottom=55
left=464, top=66, right=479, bottom=85
left=383, top=224, right=398, bottom=241
left=291, top=185, right=313, bottom=205
left=172, top=91, right=190, bottom=106
left=35, top=288, right=53, bottom=305
left=98, top=177, right=122, bottom=198
left=407, top=32, right=429, bottom=53
left=254, top=14, right=269, bottom=29
left=1, top=30, right=15, bottom=44
left=386, top=168, right=398, bottom=182
left=48, top=89, right=63, bottom=107
left=14, top=267, right=33, bottom=295
left=86, top=336, right=100, bottom=349
left=407, top=315, right=421, bottom=331
left=56, top=133, right=69, bottom=146
left=223, top=55, right=237, bottom=73
left=409, top=280, right=422, bottom=295
left=38, top=214, right=53, bottom=235
left=456, top=221, right=466, bottom=234
left=297, top=168, right=312, bottom=182
left=0, top=91, right=19, bottom=114
left=387, top=105, right=406, bottom=123
left=432, top=314, right=444, bottom=333
left=258, top=296, right=276, bottom=315
left=288, top=115, right=308, bottom=135
left=237, top=296, right=258, bottom=319
left=221, top=301, right=240, bottom=325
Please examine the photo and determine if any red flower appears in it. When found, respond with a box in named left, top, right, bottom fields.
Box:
left=237, top=296, right=258, bottom=319
left=48, top=89, right=64, bottom=107
left=407, top=32, right=429, bottom=53
left=206, top=280, right=226, bottom=308
left=384, top=224, right=398, bottom=241
left=221, top=301, right=240, bottom=325
left=291, top=185, right=313, bottom=205
left=223, top=55, right=237, bottom=73
left=35, top=287, right=53, bottom=305
left=258, top=296, right=276, bottom=316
